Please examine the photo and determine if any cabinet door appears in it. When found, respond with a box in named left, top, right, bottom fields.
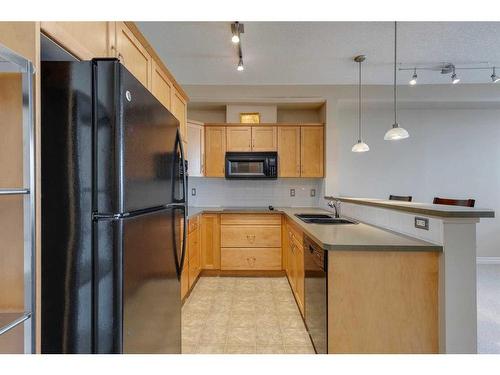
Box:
left=226, top=127, right=252, bottom=152
left=187, top=122, right=204, bottom=177
left=301, top=126, right=324, bottom=177
left=172, top=88, right=188, bottom=143
left=41, top=22, right=112, bottom=59
left=252, top=126, right=277, bottom=151
left=200, top=214, right=221, bottom=270
left=115, top=22, right=152, bottom=89
left=151, top=59, right=173, bottom=110
left=278, top=127, right=301, bottom=177
left=295, top=245, right=305, bottom=316
left=180, top=250, right=189, bottom=299
left=205, top=127, right=226, bottom=177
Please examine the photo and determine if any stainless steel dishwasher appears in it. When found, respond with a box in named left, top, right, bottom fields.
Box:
left=304, top=236, right=328, bottom=354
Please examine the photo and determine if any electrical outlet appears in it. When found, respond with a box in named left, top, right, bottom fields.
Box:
left=310, top=189, right=316, bottom=197
left=290, top=189, right=295, bottom=197
left=191, top=188, right=197, bottom=196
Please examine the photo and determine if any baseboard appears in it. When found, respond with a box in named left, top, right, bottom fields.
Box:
left=476, top=257, right=500, bottom=264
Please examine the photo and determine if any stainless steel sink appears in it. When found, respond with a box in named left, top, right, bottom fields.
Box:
left=295, top=214, right=358, bottom=225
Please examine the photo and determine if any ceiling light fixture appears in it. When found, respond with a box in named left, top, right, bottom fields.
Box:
left=231, top=22, right=245, bottom=72
left=352, top=55, right=370, bottom=153
left=451, top=67, right=460, bottom=84
left=237, top=58, right=244, bottom=71
left=409, top=68, right=418, bottom=85
left=491, top=67, right=500, bottom=83
left=231, top=22, right=243, bottom=44
left=384, top=21, right=410, bottom=141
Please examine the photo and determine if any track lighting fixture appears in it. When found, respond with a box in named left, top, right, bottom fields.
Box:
left=237, top=58, right=244, bottom=71
left=492, top=67, right=500, bottom=83
left=401, top=64, right=500, bottom=85
left=451, top=67, right=460, bottom=84
left=351, top=55, right=370, bottom=153
left=409, top=69, right=417, bottom=85
left=384, top=21, right=410, bottom=141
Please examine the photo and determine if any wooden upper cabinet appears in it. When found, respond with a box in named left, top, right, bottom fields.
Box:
left=278, top=127, right=301, bottom=177
left=187, top=121, right=205, bottom=177
left=151, top=59, right=173, bottom=110
left=252, top=126, right=277, bottom=151
left=226, top=126, right=252, bottom=152
left=172, top=88, right=188, bottom=143
left=115, top=22, right=152, bottom=89
left=205, top=127, right=226, bottom=177
left=300, top=126, right=324, bottom=177
left=41, top=22, right=112, bottom=59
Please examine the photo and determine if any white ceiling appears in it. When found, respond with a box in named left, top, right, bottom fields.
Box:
left=137, top=22, right=500, bottom=85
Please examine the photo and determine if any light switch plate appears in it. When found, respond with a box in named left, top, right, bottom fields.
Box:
left=414, top=217, right=429, bottom=230
left=310, top=189, right=316, bottom=197
left=191, top=188, right=197, bottom=196
left=290, top=189, right=295, bottom=197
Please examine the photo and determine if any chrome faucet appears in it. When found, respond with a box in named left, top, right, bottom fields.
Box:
left=328, top=200, right=341, bottom=218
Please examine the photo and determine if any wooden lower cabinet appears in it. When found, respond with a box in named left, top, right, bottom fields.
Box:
left=181, top=215, right=201, bottom=300
left=200, top=214, right=221, bottom=270
left=285, top=219, right=305, bottom=317
left=220, top=213, right=282, bottom=271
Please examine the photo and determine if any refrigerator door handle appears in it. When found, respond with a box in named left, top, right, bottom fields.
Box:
left=173, top=129, right=187, bottom=204
left=171, top=205, right=187, bottom=281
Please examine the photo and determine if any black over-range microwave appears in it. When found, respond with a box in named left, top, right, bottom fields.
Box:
left=225, top=152, right=278, bottom=179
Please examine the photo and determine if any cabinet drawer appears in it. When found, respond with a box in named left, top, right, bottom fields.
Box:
left=221, top=226, right=281, bottom=248
left=221, top=213, right=282, bottom=225
left=221, top=248, right=282, bottom=270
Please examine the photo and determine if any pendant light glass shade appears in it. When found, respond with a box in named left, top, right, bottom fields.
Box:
left=351, top=55, right=369, bottom=153
left=352, top=140, right=370, bottom=152
left=385, top=21, right=410, bottom=141
left=384, top=123, right=409, bottom=140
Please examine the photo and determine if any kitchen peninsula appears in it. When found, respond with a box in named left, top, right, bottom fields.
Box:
left=327, top=196, right=495, bottom=354
left=183, top=206, right=443, bottom=353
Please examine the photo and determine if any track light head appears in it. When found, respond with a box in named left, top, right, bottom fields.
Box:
left=237, top=58, right=244, bottom=71
left=409, top=69, right=417, bottom=85
left=492, top=67, right=500, bottom=83
left=451, top=68, right=460, bottom=84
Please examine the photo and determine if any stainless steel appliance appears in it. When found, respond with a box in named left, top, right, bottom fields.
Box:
left=225, top=151, right=277, bottom=179
left=40, top=59, right=187, bottom=354
left=304, top=236, right=328, bottom=354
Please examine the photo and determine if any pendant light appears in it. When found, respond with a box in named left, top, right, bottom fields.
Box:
left=384, top=21, right=410, bottom=141
left=351, top=55, right=370, bottom=152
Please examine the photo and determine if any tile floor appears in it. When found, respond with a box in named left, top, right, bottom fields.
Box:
left=477, top=264, right=500, bottom=354
left=181, top=276, right=315, bottom=354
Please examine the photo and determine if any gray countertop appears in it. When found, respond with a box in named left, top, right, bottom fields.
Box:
left=326, top=196, right=495, bottom=219
left=187, top=206, right=442, bottom=252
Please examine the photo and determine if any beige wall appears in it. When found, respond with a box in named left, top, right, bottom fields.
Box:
left=226, top=104, right=277, bottom=123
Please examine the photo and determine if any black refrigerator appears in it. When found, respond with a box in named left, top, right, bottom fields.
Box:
left=41, top=59, right=187, bottom=354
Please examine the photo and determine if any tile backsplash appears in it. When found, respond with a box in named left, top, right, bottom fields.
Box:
left=188, top=177, right=324, bottom=207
